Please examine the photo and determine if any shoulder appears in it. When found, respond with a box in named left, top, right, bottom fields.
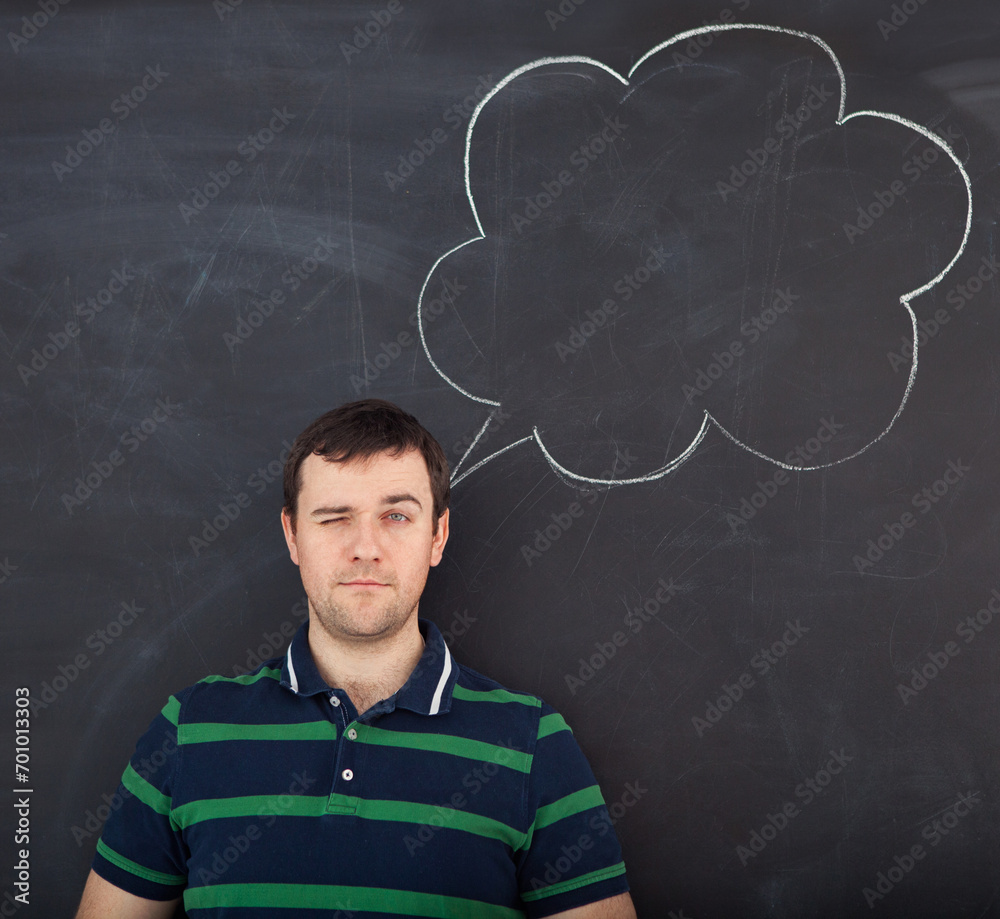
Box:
left=454, top=663, right=570, bottom=719
left=166, top=657, right=286, bottom=724
left=451, top=661, right=543, bottom=711
left=448, top=662, right=574, bottom=748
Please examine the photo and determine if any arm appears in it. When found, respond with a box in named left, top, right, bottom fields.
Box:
left=75, top=870, right=181, bottom=919
left=88, top=695, right=189, bottom=902
left=547, top=891, right=637, bottom=919
left=516, top=703, right=634, bottom=916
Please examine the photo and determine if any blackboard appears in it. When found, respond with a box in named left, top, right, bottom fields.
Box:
left=3, top=0, right=1000, bottom=915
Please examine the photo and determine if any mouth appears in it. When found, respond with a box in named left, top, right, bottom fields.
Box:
left=341, top=579, right=389, bottom=588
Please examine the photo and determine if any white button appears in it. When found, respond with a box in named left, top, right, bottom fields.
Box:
left=342, top=769, right=354, bottom=781
left=347, top=728, right=358, bottom=740
left=329, top=695, right=340, bottom=707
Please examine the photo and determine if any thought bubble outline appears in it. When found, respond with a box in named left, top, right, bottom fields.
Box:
left=416, top=24, right=973, bottom=488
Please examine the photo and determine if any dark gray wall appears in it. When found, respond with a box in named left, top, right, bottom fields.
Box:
left=3, top=0, right=1000, bottom=915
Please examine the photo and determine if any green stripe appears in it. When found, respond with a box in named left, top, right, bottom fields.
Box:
left=185, top=883, right=524, bottom=917
left=173, top=794, right=328, bottom=829
left=161, top=695, right=181, bottom=726
left=199, top=667, right=282, bottom=687
left=534, top=785, right=606, bottom=831
left=520, top=862, right=627, bottom=902
left=122, top=764, right=172, bottom=816
left=178, top=720, right=337, bottom=745
left=518, top=785, right=606, bottom=853
left=96, top=838, right=186, bottom=886
left=537, top=712, right=571, bottom=740
left=173, top=794, right=524, bottom=849
left=174, top=791, right=526, bottom=849
left=353, top=796, right=526, bottom=849
left=452, top=685, right=539, bottom=707
left=357, top=724, right=532, bottom=773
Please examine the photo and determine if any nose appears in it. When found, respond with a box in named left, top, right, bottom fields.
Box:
left=349, top=516, right=383, bottom=562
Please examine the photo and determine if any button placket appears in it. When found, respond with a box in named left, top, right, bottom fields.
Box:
left=328, top=692, right=350, bottom=729
left=325, top=711, right=361, bottom=814
left=341, top=721, right=360, bottom=781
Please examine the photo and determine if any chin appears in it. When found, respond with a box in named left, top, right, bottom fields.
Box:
left=311, top=602, right=416, bottom=641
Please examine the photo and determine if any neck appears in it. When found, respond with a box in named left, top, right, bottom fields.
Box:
left=307, top=614, right=425, bottom=716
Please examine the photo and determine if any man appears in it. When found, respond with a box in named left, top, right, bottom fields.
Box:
left=76, top=399, right=636, bottom=918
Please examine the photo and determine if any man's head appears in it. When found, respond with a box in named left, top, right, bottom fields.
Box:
left=280, top=400, right=451, bottom=645
left=283, top=399, right=450, bottom=532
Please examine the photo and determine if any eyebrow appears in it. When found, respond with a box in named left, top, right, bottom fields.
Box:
left=309, top=493, right=423, bottom=517
left=384, top=493, right=423, bottom=509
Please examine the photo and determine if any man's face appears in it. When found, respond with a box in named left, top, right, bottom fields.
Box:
left=281, top=449, right=448, bottom=644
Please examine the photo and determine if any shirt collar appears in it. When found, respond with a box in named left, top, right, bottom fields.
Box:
left=281, top=617, right=457, bottom=716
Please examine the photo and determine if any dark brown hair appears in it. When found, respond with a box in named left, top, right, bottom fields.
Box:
left=283, top=399, right=450, bottom=529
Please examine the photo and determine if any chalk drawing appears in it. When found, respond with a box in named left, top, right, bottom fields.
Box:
left=416, top=25, right=973, bottom=487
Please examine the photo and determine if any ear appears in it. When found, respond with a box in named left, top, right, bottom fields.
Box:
left=281, top=508, right=300, bottom=566
left=430, top=508, right=449, bottom=567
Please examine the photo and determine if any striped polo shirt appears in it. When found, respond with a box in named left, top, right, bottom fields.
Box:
left=92, top=618, right=630, bottom=917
